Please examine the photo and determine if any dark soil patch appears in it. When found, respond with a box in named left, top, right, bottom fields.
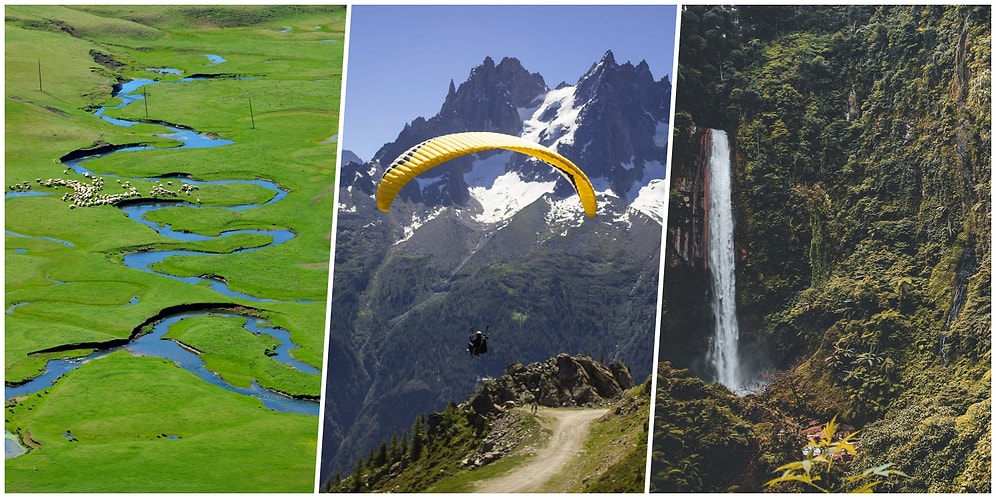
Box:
left=89, top=49, right=126, bottom=70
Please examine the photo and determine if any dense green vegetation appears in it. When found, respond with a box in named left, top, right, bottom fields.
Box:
left=5, top=5, right=343, bottom=491
left=650, top=363, right=762, bottom=492
left=659, top=5, right=989, bottom=492
left=765, top=416, right=908, bottom=493
left=326, top=403, right=489, bottom=492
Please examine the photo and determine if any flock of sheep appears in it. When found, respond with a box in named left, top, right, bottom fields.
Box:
left=7, top=170, right=201, bottom=209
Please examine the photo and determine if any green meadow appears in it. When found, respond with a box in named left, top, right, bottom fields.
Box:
left=5, top=5, right=343, bottom=492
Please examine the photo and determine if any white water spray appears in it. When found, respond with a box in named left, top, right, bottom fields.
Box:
left=705, top=129, right=744, bottom=392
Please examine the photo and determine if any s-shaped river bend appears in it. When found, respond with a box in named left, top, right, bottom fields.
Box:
left=5, top=76, right=321, bottom=423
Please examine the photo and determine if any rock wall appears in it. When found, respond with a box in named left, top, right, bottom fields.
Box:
left=460, top=354, right=635, bottom=426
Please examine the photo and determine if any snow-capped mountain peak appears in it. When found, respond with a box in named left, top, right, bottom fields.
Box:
left=342, top=53, right=671, bottom=230
left=521, top=85, right=580, bottom=149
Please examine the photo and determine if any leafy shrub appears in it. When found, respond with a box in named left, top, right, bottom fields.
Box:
left=766, top=417, right=907, bottom=492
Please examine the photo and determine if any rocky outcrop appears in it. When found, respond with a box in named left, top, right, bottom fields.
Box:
left=665, top=127, right=711, bottom=272
left=459, top=409, right=538, bottom=469
left=461, top=354, right=635, bottom=427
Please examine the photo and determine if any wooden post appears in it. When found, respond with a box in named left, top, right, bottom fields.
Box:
left=37, top=59, right=42, bottom=92
left=249, top=97, right=256, bottom=130
left=143, top=86, right=149, bottom=117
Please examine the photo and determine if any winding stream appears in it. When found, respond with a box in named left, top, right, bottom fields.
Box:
left=5, top=70, right=321, bottom=437
left=5, top=312, right=318, bottom=414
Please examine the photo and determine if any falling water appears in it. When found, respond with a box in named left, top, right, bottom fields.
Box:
left=705, top=129, right=744, bottom=392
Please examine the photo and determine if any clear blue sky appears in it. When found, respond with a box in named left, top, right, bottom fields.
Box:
left=341, top=4, right=678, bottom=162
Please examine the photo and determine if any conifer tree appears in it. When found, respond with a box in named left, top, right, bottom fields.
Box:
left=410, top=415, right=425, bottom=460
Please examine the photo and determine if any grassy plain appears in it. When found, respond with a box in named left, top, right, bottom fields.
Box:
left=4, top=352, right=319, bottom=493
left=4, top=5, right=343, bottom=492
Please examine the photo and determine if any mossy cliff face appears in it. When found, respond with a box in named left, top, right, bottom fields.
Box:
left=658, top=5, right=990, bottom=492
left=650, top=363, right=762, bottom=492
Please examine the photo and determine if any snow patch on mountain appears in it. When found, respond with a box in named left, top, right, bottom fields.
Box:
left=469, top=171, right=556, bottom=224
left=627, top=159, right=667, bottom=201
left=654, top=120, right=670, bottom=148
left=465, top=150, right=513, bottom=187
left=544, top=196, right=588, bottom=234
left=396, top=205, right=447, bottom=245
left=620, top=159, right=668, bottom=224
left=628, top=179, right=668, bottom=224
left=521, top=85, right=579, bottom=147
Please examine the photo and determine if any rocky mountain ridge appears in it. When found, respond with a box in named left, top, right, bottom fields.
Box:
left=464, top=353, right=636, bottom=423
left=339, top=50, right=672, bottom=225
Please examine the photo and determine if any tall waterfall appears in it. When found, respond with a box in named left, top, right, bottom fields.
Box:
left=705, top=129, right=744, bottom=392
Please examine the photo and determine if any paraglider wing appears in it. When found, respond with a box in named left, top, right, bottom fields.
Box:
left=376, top=131, right=597, bottom=217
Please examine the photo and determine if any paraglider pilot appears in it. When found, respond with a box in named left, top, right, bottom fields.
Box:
left=468, top=328, right=488, bottom=357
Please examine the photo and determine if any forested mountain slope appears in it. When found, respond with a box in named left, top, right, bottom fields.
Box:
left=658, top=5, right=989, bottom=492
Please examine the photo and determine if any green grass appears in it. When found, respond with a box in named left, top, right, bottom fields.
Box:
left=251, top=301, right=330, bottom=369
left=5, top=5, right=342, bottom=491
left=164, top=314, right=319, bottom=397
left=4, top=352, right=318, bottom=493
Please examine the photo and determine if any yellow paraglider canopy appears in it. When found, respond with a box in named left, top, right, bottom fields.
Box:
left=376, top=131, right=597, bottom=217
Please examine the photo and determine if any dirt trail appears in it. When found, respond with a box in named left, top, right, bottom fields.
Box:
left=474, top=406, right=608, bottom=493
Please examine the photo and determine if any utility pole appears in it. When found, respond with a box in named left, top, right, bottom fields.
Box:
left=143, top=86, right=149, bottom=117
left=37, top=59, right=42, bottom=92
left=249, top=97, right=256, bottom=130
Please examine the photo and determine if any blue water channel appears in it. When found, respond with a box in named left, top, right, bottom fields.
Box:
left=5, top=312, right=317, bottom=414
left=5, top=75, right=320, bottom=422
